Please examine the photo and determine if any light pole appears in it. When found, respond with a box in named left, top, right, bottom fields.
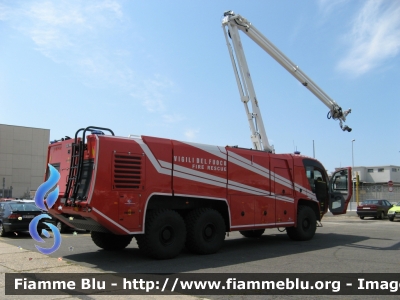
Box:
left=352, top=139, right=355, bottom=203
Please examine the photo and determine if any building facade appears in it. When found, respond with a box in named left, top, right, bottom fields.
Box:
left=353, top=165, right=400, bottom=184
left=349, top=165, right=400, bottom=203
left=0, top=124, right=49, bottom=198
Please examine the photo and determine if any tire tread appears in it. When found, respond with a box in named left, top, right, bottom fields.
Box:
left=185, top=208, right=225, bottom=255
left=91, top=231, right=133, bottom=251
left=286, top=205, right=316, bottom=241
left=136, top=209, right=186, bottom=259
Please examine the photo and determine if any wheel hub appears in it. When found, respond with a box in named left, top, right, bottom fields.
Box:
left=160, top=226, right=173, bottom=244
left=302, top=219, right=310, bottom=229
left=203, top=224, right=215, bottom=240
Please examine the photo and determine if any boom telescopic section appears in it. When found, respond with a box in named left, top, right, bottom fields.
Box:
left=222, top=10, right=352, bottom=152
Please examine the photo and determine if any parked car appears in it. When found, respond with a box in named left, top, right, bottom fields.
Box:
left=14, top=199, right=35, bottom=203
left=0, top=198, right=16, bottom=202
left=16, top=202, right=78, bottom=233
left=0, top=201, right=55, bottom=236
left=387, top=202, right=400, bottom=222
left=356, top=199, right=393, bottom=220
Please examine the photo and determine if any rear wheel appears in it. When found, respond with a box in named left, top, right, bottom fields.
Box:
left=91, top=231, right=133, bottom=251
left=359, top=216, right=365, bottom=220
left=136, top=209, right=186, bottom=259
left=240, top=229, right=265, bottom=238
left=185, top=208, right=226, bottom=255
left=286, top=205, right=316, bottom=241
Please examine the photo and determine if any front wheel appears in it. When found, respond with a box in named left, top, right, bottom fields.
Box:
left=379, top=211, right=385, bottom=220
left=286, top=205, right=316, bottom=241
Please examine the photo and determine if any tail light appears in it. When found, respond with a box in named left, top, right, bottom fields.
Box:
left=8, top=213, right=22, bottom=219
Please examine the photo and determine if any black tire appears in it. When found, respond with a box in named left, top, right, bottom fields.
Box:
left=136, top=209, right=186, bottom=259
left=286, top=205, right=316, bottom=241
left=0, top=223, right=7, bottom=237
left=379, top=211, right=384, bottom=220
left=359, top=216, right=365, bottom=220
left=56, top=221, right=68, bottom=233
left=91, top=231, right=133, bottom=251
left=185, top=208, right=226, bottom=255
left=240, top=229, right=265, bottom=238
left=389, top=217, right=394, bottom=222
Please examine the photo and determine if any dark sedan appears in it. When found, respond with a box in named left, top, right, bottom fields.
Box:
left=0, top=201, right=55, bottom=236
left=357, top=199, right=393, bottom=220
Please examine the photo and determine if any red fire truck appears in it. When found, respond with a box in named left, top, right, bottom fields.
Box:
left=46, top=128, right=352, bottom=259
left=45, top=11, right=353, bottom=259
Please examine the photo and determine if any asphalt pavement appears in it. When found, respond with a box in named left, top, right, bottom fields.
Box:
left=0, top=239, right=202, bottom=300
left=0, top=210, right=361, bottom=299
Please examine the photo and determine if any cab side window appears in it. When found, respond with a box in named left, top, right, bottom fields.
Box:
left=306, top=166, right=326, bottom=193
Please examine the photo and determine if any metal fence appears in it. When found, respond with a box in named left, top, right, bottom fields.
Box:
left=354, top=184, right=400, bottom=204
left=344, top=184, right=399, bottom=211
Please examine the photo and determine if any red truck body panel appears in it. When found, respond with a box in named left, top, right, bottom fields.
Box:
left=46, top=133, right=348, bottom=236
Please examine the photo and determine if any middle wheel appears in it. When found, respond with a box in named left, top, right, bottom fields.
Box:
left=136, top=209, right=186, bottom=259
left=185, top=208, right=226, bottom=255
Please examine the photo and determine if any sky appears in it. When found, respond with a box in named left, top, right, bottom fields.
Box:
left=0, top=0, right=399, bottom=174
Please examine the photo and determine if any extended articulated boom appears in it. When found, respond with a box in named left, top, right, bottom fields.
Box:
left=222, top=10, right=352, bottom=152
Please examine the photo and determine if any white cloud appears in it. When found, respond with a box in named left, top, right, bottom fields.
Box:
left=337, top=0, right=400, bottom=76
left=27, top=1, right=85, bottom=27
left=2, top=0, right=178, bottom=116
left=184, top=128, right=199, bottom=141
left=130, top=76, right=175, bottom=113
left=162, top=113, right=185, bottom=124
left=1, top=0, right=125, bottom=66
left=16, top=1, right=120, bottom=53
left=317, top=0, right=348, bottom=16
left=0, top=3, right=11, bottom=21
